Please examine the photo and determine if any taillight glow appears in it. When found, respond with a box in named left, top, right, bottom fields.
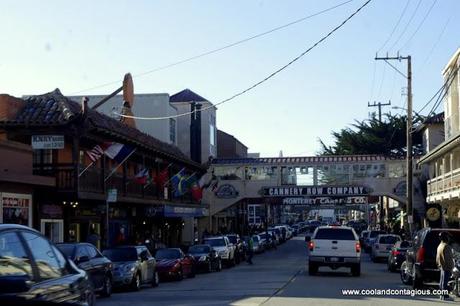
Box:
left=416, top=246, right=425, bottom=263
left=355, top=242, right=361, bottom=253
left=308, top=241, right=315, bottom=251
left=391, top=250, right=401, bottom=256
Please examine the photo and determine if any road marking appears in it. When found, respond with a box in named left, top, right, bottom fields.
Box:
left=260, top=269, right=303, bottom=305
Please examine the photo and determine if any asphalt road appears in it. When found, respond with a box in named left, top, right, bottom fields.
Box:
left=98, top=236, right=456, bottom=306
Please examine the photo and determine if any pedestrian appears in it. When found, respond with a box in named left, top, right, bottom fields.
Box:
left=436, top=231, right=455, bottom=301
left=86, top=227, right=100, bottom=248
left=247, top=233, right=254, bottom=265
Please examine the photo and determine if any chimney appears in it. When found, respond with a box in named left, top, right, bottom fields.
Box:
left=0, top=94, right=25, bottom=121
left=120, top=100, right=137, bottom=128
left=81, top=97, right=89, bottom=118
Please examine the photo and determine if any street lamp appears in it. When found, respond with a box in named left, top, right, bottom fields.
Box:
left=391, top=106, right=425, bottom=121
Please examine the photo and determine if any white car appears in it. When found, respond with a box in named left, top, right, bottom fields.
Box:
left=371, top=234, right=401, bottom=262
left=307, top=226, right=361, bottom=276
left=203, top=236, right=236, bottom=266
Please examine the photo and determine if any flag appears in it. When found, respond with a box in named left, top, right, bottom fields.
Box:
left=154, top=166, right=169, bottom=187
left=134, top=168, right=149, bottom=185
left=171, top=168, right=187, bottom=197
left=86, top=144, right=106, bottom=162
left=190, top=180, right=203, bottom=202
left=104, top=143, right=135, bottom=163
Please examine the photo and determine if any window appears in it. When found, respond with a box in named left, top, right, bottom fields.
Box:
left=209, top=114, right=216, bottom=148
left=32, top=149, right=53, bottom=165
left=169, top=118, right=176, bottom=144
left=86, top=245, right=98, bottom=259
left=76, top=246, right=90, bottom=260
left=0, top=232, right=33, bottom=278
left=22, top=232, right=63, bottom=280
left=315, top=228, right=355, bottom=240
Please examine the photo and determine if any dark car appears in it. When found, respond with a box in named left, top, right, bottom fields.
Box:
left=155, top=248, right=195, bottom=281
left=57, top=242, right=113, bottom=297
left=0, top=224, right=94, bottom=306
left=308, top=220, right=322, bottom=233
left=102, top=245, right=159, bottom=290
left=402, top=228, right=460, bottom=289
left=226, top=234, right=245, bottom=263
left=188, top=244, right=222, bottom=272
left=388, top=240, right=412, bottom=272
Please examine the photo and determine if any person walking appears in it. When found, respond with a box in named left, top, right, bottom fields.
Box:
left=436, top=232, right=455, bottom=301
left=247, top=233, right=254, bottom=265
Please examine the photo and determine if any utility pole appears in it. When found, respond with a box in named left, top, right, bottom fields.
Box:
left=375, top=54, right=413, bottom=235
left=368, top=101, right=391, bottom=122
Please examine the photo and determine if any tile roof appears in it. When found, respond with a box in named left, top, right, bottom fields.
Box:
left=1, top=89, right=204, bottom=169
left=170, top=89, right=208, bottom=103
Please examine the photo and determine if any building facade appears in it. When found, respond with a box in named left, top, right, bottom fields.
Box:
left=217, top=129, right=248, bottom=159
left=0, top=89, right=207, bottom=248
left=420, top=48, right=460, bottom=228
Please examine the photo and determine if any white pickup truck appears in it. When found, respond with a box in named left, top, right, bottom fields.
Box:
left=307, top=226, right=361, bottom=276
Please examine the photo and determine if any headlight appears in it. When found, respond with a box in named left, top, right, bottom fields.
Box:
left=123, top=263, right=136, bottom=273
left=199, top=256, right=207, bottom=262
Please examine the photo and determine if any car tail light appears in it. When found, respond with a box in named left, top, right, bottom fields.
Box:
left=308, top=241, right=315, bottom=251
left=355, top=242, right=361, bottom=253
left=416, top=246, right=425, bottom=263
left=391, top=250, right=401, bottom=256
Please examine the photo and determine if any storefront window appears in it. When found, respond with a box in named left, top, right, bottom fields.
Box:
left=0, top=193, right=32, bottom=226
left=281, top=167, right=296, bottom=185
left=246, top=166, right=277, bottom=181
left=213, top=166, right=244, bottom=180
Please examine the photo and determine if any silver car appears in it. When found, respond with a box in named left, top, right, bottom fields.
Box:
left=371, top=234, right=401, bottom=262
left=102, top=245, right=159, bottom=290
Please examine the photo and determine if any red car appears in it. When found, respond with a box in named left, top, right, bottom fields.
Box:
left=155, top=248, right=196, bottom=281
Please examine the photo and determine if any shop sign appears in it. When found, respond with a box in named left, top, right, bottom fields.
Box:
left=281, top=196, right=368, bottom=206
left=145, top=206, right=164, bottom=217
left=164, top=205, right=208, bottom=217
left=0, top=193, right=32, bottom=227
left=41, top=204, right=63, bottom=218
left=215, top=184, right=239, bottom=199
left=107, top=189, right=117, bottom=203
left=31, top=135, right=64, bottom=149
left=262, top=186, right=370, bottom=197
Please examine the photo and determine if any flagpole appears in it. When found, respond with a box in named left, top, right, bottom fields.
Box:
left=78, top=161, right=95, bottom=178
left=104, top=148, right=137, bottom=182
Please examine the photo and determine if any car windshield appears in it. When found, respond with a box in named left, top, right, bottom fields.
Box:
left=204, top=239, right=225, bottom=247
left=379, top=236, right=400, bottom=244
left=102, top=248, right=137, bottom=262
left=400, top=241, right=411, bottom=248
left=259, top=233, right=269, bottom=239
left=226, top=236, right=237, bottom=244
left=189, top=245, right=210, bottom=254
left=370, top=231, right=385, bottom=238
left=57, top=244, right=76, bottom=259
left=315, top=228, right=355, bottom=240
left=155, top=249, right=181, bottom=259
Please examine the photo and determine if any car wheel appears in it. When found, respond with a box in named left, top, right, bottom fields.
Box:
left=100, top=275, right=112, bottom=297
left=189, top=266, right=196, bottom=278
left=86, top=290, right=96, bottom=306
left=207, top=261, right=213, bottom=273
left=351, top=264, right=361, bottom=277
left=131, top=273, right=141, bottom=291
left=308, top=262, right=318, bottom=275
left=400, top=261, right=413, bottom=285
left=217, top=259, right=222, bottom=272
left=176, top=268, right=184, bottom=281
left=152, top=271, right=159, bottom=287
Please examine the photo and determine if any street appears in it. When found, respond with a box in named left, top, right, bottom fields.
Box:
left=98, top=236, right=452, bottom=306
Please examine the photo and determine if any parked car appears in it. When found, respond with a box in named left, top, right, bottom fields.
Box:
left=308, top=220, right=322, bottom=233
left=364, top=230, right=386, bottom=252
left=401, top=228, right=460, bottom=288
left=57, top=242, right=113, bottom=297
left=203, top=236, right=236, bottom=266
left=0, top=224, right=95, bottom=306
left=258, top=232, right=276, bottom=249
left=274, top=225, right=288, bottom=242
left=388, top=240, right=412, bottom=272
left=226, top=234, right=245, bottom=263
left=268, top=230, right=280, bottom=245
left=188, top=244, right=222, bottom=272
left=268, top=227, right=282, bottom=244
left=155, top=248, right=195, bottom=280
left=370, top=234, right=401, bottom=262
left=307, top=226, right=361, bottom=276
left=102, top=245, right=159, bottom=290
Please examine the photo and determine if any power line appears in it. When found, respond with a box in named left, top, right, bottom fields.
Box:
left=376, top=0, right=411, bottom=53
left=388, top=0, right=422, bottom=52
left=70, top=0, right=355, bottom=95
left=400, top=0, right=438, bottom=51
left=116, top=0, right=373, bottom=121
left=421, top=12, right=452, bottom=68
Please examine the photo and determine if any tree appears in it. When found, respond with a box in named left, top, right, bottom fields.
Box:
left=318, top=114, right=423, bottom=157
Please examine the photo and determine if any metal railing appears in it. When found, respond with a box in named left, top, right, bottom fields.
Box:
left=427, top=168, right=460, bottom=196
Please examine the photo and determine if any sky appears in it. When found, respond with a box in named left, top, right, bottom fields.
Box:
left=1, top=0, right=459, bottom=157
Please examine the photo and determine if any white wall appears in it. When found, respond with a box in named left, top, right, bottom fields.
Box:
left=69, top=94, right=177, bottom=146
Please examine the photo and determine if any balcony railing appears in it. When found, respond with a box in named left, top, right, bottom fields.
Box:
left=427, top=168, right=460, bottom=197
left=33, top=163, right=195, bottom=203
